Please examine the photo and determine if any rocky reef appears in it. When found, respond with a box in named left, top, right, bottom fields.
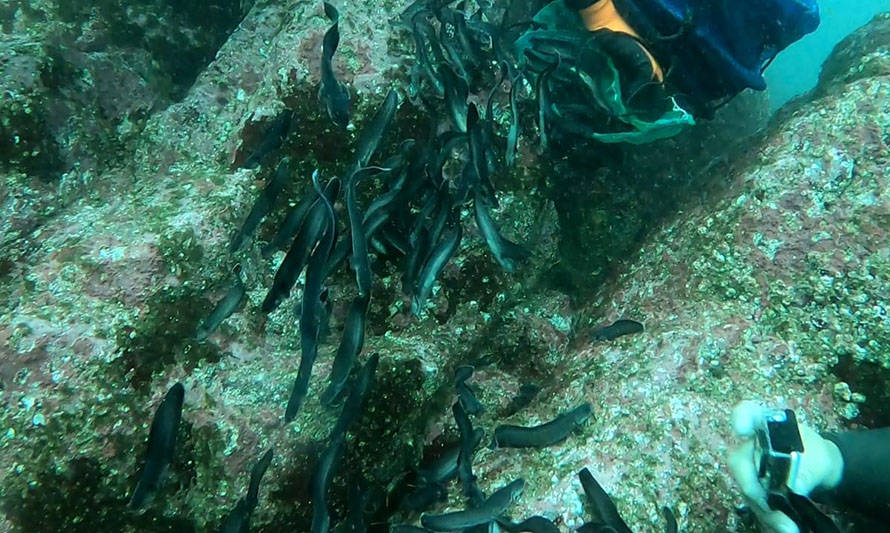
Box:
left=1, top=1, right=889, bottom=531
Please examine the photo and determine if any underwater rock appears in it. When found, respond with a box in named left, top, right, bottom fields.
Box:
left=1, top=5, right=889, bottom=533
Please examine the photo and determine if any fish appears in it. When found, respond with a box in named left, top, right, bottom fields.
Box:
left=492, top=402, right=592, bottom=449
left=589, top=319, right=644, bottom=342
left=662, top=506, right=678, bottom=533
left=129, top=382, right=185, bottom=509
left=453, top=401, right=485, bottom=506
left=310, top=355, right=378, bottom=531
left=437, top=24, right=471, bottom=84
left=320, top=295, right=369, bottom=406
left=285, top=171, right=336, bottom=423
left=344, top=168, right=382, bottom=298
left=241, top=111, right=292, bottom=169
left=260, top=177, right=341, bottom=314
left=219, top=499, right=251, bottom=533
left=454, top=365, right=483, bottom=415
left=219, top=448, right=273, bottom=533
left=399, top=482, right=446, bottom=512
left=350, top=89, right=400, bottom=175
left=332, top=353, right=378, bottom=436
left=345, top=477, right=371, bottom=532
left=319, top=2, right=350, bottom=128
left=416, top=428, right=484, bottom=486
left=506, top=72, right=522, bottom=167
left=420, top=478, right=525, bottom=532
left=411, top=15, right=446, bottom=96
left=402, top=224, right=430, bottom=296
left=536, top=58, right=558, bottom=150
left=440, top=63, right=469, bottom=132
left=457, top=381, right=483, bottom=415
left=310, top=433, right=345, bottom=533
left=466, top=103, right=491, bottom=197
left=473, top=189, right=529, bottom=273
left=450, top=8, right=483, bottom=68
left=412, top=217, right=461, bottom=315
left=230, top=157, right=292, bottom=253
left=577, top=467, right=633, bottom=533
left=496, top=516, right=560, bottom=533
left=261, top=186, right=318, bottom=258
left=196, top=273, right=246, bottom=341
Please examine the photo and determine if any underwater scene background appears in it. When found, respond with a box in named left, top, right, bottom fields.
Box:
left=1, top=0, right=889, bottom=531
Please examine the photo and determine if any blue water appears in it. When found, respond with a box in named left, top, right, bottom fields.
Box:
left=764, top=0, right=890, bottom=112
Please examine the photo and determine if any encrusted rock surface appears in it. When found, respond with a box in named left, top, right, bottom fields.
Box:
left=0, top=2, right=888, bottom=532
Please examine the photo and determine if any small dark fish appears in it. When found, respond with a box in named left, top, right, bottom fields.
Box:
left=129, top=383, right=185, bottom=509
left=345, top=477, right=371, bottom=533
left=220, top=499, right=251, bottom=533
left=219, top=448, right=274, bottom=533
left=411, top=15, right=445, bottom=96
left=455, top=365, right=483, bottom=415
left=261, top=177, right=341, bottom=314
left=285, top=172, right=336, bottom=423
left=246, top=448, right=273, bottom=510
left=319, top=2, right=350, bottom=128
left=437, top=26, right=471, bottom=83
left=496, top=516, right=560, bottom=533
left=506, top=72, right=522, bottom=167
left=320, top=295, right=369, bottom=406
left=344, top=168, right=383, bottom=298
left=420, top=478, right=524, bottom=532
left=440, top=63, right=469, bottom=132
left=454, top=364, right=474, bottom=383
left=399, top=482, right=446, bottom=512
left=474, top=189, right=529, bottom=273
left=466, top=104, right=493, bottom=200
left=242, top=111, right=292, bottom=169
left=417, top=428, right=484, bottom=486
left=492, top=402, right=592, bottom=449
left=196, top=274, right=246, bottom=341
left=536, top=59, right=558, bottom=150
left=456, top=382, right=485, bottom=415
left=662, top=506, right=678, bottom=533
left=402, top=224, right=430, bottom=296
left=311, top=433, right=345, bottom=533
left=412, top=218, right=461, bottom=315
left=230, top=157, right=292, bottom=253
left=262, top=190, right=316, bottom=258
left=450, top=9, right=483, bottom=68
left=332, top=353, right=379, bottom=437
left=578, top=467, right=632, bottom=533
left=589, top=319, right=644, bottom=342
left=311, top=355, right=377, bottom=531
left=351, top=89, right=400, bottom=174
left=453, top=402, right=484, bottom=506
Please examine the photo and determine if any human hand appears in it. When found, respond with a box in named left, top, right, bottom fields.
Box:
left=727, top=401, right=844, bottom=533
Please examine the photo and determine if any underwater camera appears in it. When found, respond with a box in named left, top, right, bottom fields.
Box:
left=755, top=408, right=804, bottom=493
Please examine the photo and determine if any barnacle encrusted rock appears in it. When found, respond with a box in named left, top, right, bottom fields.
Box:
left=0, top=3, right=888, bottom=533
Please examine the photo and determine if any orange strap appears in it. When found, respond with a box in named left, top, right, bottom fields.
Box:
left=578, top=0, right=664, bottom=82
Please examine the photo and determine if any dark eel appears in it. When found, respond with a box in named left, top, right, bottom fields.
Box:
left=420, top=478, right=525, bottom=532
left=578, top=467, right=632, bottom=533
left=229, top=157, right=291, bottom=253
left=129, top=382, right=185, bottom=509
left=492, top=402, right=592, bottom=449
left=589, top=319, right=644, bottom=342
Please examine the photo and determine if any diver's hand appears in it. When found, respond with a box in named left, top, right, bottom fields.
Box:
left=727, top=401, right=844, bottom=533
